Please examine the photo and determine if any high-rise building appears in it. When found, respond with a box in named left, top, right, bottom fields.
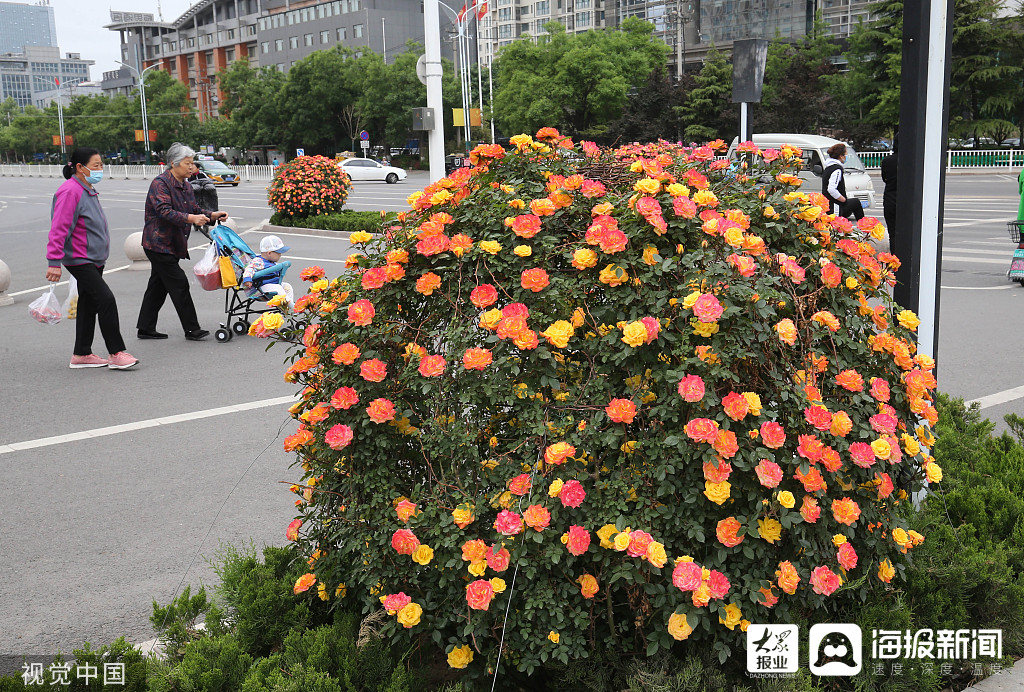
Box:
left=0, top=0, right=58, bottom=54
left=0, top=2, right=94, bottom=109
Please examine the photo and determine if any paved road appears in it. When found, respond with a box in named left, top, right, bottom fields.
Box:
left=0, top=169, right=1021, bottom=664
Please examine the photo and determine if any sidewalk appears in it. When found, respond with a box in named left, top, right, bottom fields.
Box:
left=964, top=659, right=1024, bottom=690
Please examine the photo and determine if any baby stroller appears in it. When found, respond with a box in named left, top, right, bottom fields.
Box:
left=196, top=222, right=291, bottom=343
left=189, top=171, right=219, bottom=211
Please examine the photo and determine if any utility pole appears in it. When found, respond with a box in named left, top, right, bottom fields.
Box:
left=424, top=0, right=446, bottom=181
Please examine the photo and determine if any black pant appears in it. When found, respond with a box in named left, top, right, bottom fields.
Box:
left=65, top=263, right=126, bottom=356
left=137, top=249, right=201, bottom=334
left=884, top=204, right=896, bottom=247
left=838, top=198, right=865, bottom=221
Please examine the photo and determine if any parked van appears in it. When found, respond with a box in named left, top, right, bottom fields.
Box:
left=727, top=134, right=877, bottom=211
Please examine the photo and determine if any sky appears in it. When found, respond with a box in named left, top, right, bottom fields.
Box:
left=47, top=0, right=196, bottom=78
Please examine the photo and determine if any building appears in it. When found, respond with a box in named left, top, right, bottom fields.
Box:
left=0, top=1, right=94, bottom=108
left=104, top=0, right=455, bottom=119
left=32, top=81, right=103, bottom=109
left=0, top=0, right=58, bottom=55
left=0, top=46, right=94, bottom=108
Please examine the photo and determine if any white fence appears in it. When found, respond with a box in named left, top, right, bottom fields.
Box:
left=857, top=149, right=1024, bottom=169
left=0, top=164, right=276, bottom=182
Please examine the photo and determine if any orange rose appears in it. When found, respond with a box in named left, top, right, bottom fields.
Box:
left=395, top=499, right=418, bottom=523
left=544, top=441, right=576, bottom=465
left=466, top=579, right=495, bottom=610
left=463, top=347, right=493, bottom=370
left=366, top=397, right=396, bottom=424
left=418, top=354, right=446, bottom=377
left=684, top=417, right=719, bottom=443
left=721, top=392, right=749, bottom=421
left=577, top=573, right=599, bottom=598
left=521, top=268, right=550, bottom=292
left=605, top=398, right=637, bottom=424
left=776, top=560, right=800, bottom=595
left=347, top=299, right=375, bottom=326
left=831, top=497, right=861, bottom=526
left=523, top=504, right=551, bottom=531
left=716, top=517, right=744, bottom=547
left=293, top=573, right=316, bottom=595
left=332, top=343, right=361, bottom=365
left=391, top=529, right=419, bottom=555
left=835, top=369, right=864, bottom=392
left=530, top=198, right=556, bottom=216
left=511, top=214, right=542, bottom=238
left=360, top=358, right=387, bottom=382
left=774, top=318, right=797, bottom=345
left=470, top=284, right=498, bottom=308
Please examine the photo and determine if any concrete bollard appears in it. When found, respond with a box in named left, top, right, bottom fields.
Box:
left=0, top=259, right=12, bottom=306
left=124, top=232, right=150, bottom=271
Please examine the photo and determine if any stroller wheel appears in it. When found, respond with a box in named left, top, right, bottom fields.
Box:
left=215, top=327, right=232, bottom=342
left=232, top=320, right=250, bottom=335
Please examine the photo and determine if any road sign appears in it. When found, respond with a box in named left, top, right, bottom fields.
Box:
left=359, top=130, right=369, bottom=141
left=360, top=140, right=370, bottom=150
left=296, top=148, right=305, bottom=156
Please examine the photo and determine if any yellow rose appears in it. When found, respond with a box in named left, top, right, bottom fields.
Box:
left=541, top=320, right=575, bottom=349
left=349, top=230, right=373, bottom=244
left=261, top=313, right=285, bottom=331
left=693, top=321, right=719, bottom=338
left=612, top=531, right=631, bottom=551
left=897, top=309, right=921, bottom=330
left=892, top=528, right=909, bottom=545
left=507, top=198, right=526, bottom=209
left=758, top=518, right=782, bottom=543
left=548, top=479, right=564, bottom=497
left=667, top=612, right=693, bottom=640
left=572, top=248, right=598, bottom=269
left=498, top=490, right=512, bottom=508
left=633, top=178, right=661, bottom=194
left=309, top=278, right=330, bottom=293
left=597, top=524, right=618, bottom=549
left=692, top=189, right=719, bottom=206
left=777, top=491, right=795, bottom=509
left=452, top=505, right=475, bottom=528
left=468, top=559, right=487, bottom=577
left=719, top=603, right=743, bottom=630
left=490, top=578, right=507, bottom=593
left=878, top=559, right=895, bottom=582
left=396, top=602, right=422, bottom=628
left=478, top=240, right=502, bottom=254
left=412, top=544, right=434, bottom=566
left=447, top=644, right=474, bottom=669
left=620, top=440, right=637, bottom=454
left=479, top=308, right=503, bottom=330
left=621, top=321, right=648, bottom=347
left=704, top=480, right=731, bottom=505
left=642, top=245, right=660, bottom=266
left=742, top=392, right=762, bottom=416
left=571, top=307, right=586, bottom=328
left=430, top=189, right=453, bottom=205
left=925, top=462, right=942, bottom=483
left=547, top=631, right=560, bottom=644
left=598, top=264, right=628, bottom=286
left=407, top=191, right=423, bottom=205
left=646, top=541, right=667, bottom=568
left=514, top=244, right=533, bottom=257
left=666, top=183, right=690, bottom=197
left=509, top=133, right=534, bottom=149
left=832, top=534, right=848, bottom=547
left=871, top=438, right=892, bottom=459
left=723, top=227, right=744, bottom=248
left=682, top=290, right=701, bottom=310
left=845, top=277, right=859, bottom=290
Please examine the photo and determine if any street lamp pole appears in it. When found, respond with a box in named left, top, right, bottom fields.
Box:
left=54, top=77, right=66, bottom=156
left=119, top=45, right=159, bottom=165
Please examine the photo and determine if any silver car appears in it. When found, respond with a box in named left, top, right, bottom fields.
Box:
left=339, top=158, right=408, bottom=184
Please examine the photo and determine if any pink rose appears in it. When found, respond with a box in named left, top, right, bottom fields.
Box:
left=494, top=509, right=524, bottom=536
left=558, top=480, right=586, bottom=508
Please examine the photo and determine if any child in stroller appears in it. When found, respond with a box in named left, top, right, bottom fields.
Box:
left=242, top=235, right=294, bottom=305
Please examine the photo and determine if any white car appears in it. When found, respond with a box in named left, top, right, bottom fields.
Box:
left=339, top=158, right=407, bottom=184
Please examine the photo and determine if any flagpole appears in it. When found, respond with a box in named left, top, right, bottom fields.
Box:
left=475, top=14, right=484, bottom=138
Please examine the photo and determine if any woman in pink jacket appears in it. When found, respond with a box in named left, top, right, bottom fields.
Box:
left=46, top=148, right=138, bottom=370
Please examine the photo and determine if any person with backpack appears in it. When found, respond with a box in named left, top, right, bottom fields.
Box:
left=822, top=142, right=866, bottom=221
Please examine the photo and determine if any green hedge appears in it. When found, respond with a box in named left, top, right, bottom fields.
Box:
left=270, top=210, right=385, bottom=233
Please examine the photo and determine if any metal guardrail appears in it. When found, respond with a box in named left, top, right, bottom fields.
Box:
left=0, top=164, right=277, bottom=182
left=858, top=149, right=1024, bottom=169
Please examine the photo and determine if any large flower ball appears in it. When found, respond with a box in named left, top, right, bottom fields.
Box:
left=269, top=129, right=936, bottom=674
left=267, top=154, right=351, bottom=218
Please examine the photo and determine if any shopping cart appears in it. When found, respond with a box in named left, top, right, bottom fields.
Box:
left=1007, top=221, right=1024, bottom=284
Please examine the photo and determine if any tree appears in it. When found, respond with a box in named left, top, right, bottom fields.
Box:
left=220, top=64, right=287, bottom=149
left=675, top=48, right=735, bottom=143
left=141, top=69, right=196, bottom=150
left=605, top=68, right=690, bottom=145
left=7, top=105, right=53, bottom=159
left=356, top=43, right=427, bottom=155
left=493, top=18, right=668, bottom=138
left=842, top=1, right=903, bottom=132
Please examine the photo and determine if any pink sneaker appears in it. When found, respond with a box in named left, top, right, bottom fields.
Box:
left=107, top=351, right=139, bottom=370
left=69, top=354, right=109, bottom=369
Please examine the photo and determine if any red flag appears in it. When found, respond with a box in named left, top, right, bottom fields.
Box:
left=457, top=3, right=467, bottom=22
left=54, top=77, right=60, bottom=87
left=477, top=0, right=488, bottom=19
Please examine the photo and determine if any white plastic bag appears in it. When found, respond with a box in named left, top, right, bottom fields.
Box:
left=29, top=285, right=63, bottom=325
left=63, top=274, right=78, bottom=320
left=193, top=242, right=222, bottom=291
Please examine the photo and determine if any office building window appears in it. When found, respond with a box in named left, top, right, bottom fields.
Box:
left=276, top=63, right=285, bottom=71
left=275, top=38, right=284, bottom=51
left=226, top=47, right=235, bottom=61
left=320, top=30, right=330, bottom=43
left=354, top=24, right=364, bottom=38
left=227, top=29, right=235, bottom=39
left=206, top=33, right=213, bottom=43
left=536, top=0, right=549, bottom=13
left=289, top=36, right=299, bottom=48
left=248, top=45, right=257, bottom=58
left=337, top=26, right=348, bottom=40
left=576, top=11, right=591, bottom=25
left=304, top=33, right=314, bottom=46
left=352, top=0, right=360, bottom=10
left=248, top=25, right=257, bottom=36
left=262, top=41, right=270, bottom=53
left=498, top=7, right=512, bottom=20
left=187, top=37, right=195, bottom=47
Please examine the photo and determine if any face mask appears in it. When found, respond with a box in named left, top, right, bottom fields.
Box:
left=85, top=169, right=103, bottom=185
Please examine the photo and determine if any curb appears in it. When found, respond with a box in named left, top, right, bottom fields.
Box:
left=256, top=223, right=352, bottom=239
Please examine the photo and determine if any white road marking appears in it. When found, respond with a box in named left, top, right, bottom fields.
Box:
left=940, top=248, right=1011, bottom=256
left=941, top=255, right=1010, bottom=265
left=968, top=385, right=1024, bottom=410
left=286, top=255, right=347, bottom=263
left=943, top=218, right=1015, bottom=228
left=0, top=395, right=296, bottom=456
left=941, top=284, right=1015, bottom=290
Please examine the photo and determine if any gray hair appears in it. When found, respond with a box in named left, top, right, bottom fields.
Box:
left=166, top=142, right=196, bottom=168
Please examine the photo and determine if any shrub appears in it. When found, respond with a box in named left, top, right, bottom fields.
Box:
left=182, top=131, right=942, bottom=675
left=268, top=155, right=352, bottom=218
left=270, top=210, right=386, bottom=233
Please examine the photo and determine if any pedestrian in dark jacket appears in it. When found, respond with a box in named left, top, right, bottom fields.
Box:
left=46, top=147, right=138, bottom=369
left=136, top=142, right=228, bottom=341
left=822, top=142, right=865, bottom=221
left=881, top=135, right=898, bottom=246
